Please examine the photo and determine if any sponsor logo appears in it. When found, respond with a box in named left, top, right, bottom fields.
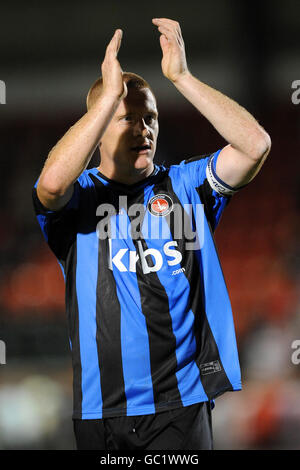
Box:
left=108, top=240, right=183, bottom=274
left=172, top=267, right=185, bottom=276
left=147, top=194, right=173, bottom=217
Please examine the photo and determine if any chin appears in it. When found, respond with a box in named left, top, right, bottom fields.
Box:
left=134, top=155, right=153, bottom=170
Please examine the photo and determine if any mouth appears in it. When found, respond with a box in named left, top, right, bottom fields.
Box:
left=131, top=144, right=152, bottom=154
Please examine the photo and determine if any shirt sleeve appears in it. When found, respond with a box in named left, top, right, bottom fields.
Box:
left=181, top=148, right=248, bottom=232
left=32, top=175, right=85, bottom=262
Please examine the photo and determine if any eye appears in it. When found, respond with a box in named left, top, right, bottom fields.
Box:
left=122, top=115, right=133, bottom=122
left=145, top=115, right=155, bottom=125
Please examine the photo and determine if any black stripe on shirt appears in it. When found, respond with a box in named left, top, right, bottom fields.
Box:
left=32, top=186, right=83, bottom=417
left=151, top=172, right=233, bottom=400
left=184, top=154, right=210, bottom=164
left=65, top=241, right=83, bottom=419
left=126, top=187, right=183, bottom=412
left=89, top=175, right=128, bottom=417
left=96, top=235, right=128, bottom=417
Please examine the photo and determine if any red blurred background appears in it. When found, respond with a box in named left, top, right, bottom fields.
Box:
left=0, top=0, right=299, bottom=450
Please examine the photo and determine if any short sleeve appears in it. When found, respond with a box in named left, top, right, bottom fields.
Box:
left=180, top=149, right=247, bottom=232
left=32, top=176, right=84, bottom=262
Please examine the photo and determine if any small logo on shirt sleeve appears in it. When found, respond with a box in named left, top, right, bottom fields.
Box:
left=200, top=360, right=222, bottom=375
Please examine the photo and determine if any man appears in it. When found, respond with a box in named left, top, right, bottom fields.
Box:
left=32, top=18, right=271, bottom=450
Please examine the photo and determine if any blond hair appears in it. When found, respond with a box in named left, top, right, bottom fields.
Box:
left=86, top=72, right=156, bottom=111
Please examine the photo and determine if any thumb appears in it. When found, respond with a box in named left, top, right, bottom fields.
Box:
left=159, top=34, right=169, bottom=52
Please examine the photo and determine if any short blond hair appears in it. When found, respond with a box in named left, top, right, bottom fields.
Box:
left=86, top=72, right=156, bottom=111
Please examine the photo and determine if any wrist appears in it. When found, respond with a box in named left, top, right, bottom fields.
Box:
left=91, top=92, right=123, bottom=114
left=100, top=91, right=123, bottom=104
left=171, top=69, right=192, bottom=87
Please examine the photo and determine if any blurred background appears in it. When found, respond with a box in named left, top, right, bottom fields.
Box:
left=0, top=0, right=299, bottom=450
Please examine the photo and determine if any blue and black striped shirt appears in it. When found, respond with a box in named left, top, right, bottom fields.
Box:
left=32, top=149, right=242, bottom=419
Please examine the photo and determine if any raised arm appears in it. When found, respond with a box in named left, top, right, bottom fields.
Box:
left=37, top=29, right=127, bottom=211
left=152, top=18, right=271, bottom=188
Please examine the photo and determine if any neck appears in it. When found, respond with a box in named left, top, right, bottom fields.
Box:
left=97, top=161, right=155, bottom=185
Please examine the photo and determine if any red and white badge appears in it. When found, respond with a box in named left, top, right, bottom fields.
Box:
left=148, top=194, right=173, bottom=217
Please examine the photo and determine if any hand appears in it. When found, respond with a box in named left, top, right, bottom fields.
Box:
left=152, top=18, right=189, bottom=83
left=101, top=29, right=128, bottom=100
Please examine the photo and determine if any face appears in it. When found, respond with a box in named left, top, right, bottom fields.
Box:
left=99, top=87, right=159, bottom=174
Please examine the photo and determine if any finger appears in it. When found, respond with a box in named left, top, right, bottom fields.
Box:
left=114, top=29, right=123, bottom=55
left=153, top=21, right=183, bottom=45
left=156, top=25, right=180, bottom=45
left=152, top=18, right=179, bottom=26
left=106, top=29, right=123, bottom=56
left=159, top=34, right=169, bottom=50
left=156, top=24, right=175, bottom=37
left=110, top=29, right=122, bottom=53
left=152, top=18, right=181, bottom=31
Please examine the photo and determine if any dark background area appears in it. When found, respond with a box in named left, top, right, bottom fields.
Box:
left=0, top=0, right=299, bottom=449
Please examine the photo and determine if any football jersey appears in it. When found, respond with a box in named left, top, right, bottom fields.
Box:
left=32, top=148, right=243, bottom=419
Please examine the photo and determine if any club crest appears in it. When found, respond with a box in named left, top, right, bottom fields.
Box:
left=147, top=194, right=173, bottom=217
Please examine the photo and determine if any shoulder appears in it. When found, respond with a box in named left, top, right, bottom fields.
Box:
left=167, top=152, right=216, bottom=188
left=32, top=167, right=99, bottom=217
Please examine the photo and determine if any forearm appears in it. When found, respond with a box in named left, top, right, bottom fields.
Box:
left=172, top=71, right=271, bottom=159
left=38, top=93, right=121, bottom=196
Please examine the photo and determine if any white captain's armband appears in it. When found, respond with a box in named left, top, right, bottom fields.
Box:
left=206, top=154, right=239, bottom=197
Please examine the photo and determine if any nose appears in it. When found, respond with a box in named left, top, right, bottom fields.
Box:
left=133, top=118, right=150, bottom=137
